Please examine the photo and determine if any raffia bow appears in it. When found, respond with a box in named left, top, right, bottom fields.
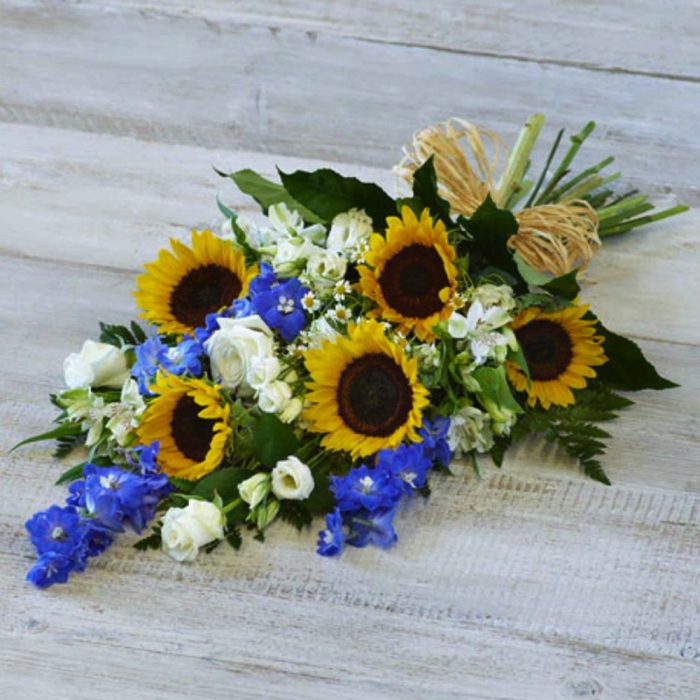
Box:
left=394, top=118, right=601, bottom=277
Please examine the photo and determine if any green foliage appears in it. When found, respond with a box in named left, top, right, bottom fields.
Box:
left=54, top=462, right=87, bottom=486
left=168, top=476, right=197, bottom=494
left=218, top=168, right=323, bottom=223
left=192, top=467, right=248, bottom=501
left=53, top=431, right=86, bottom=459
left=490, top=435, right=512, bottom=468
left=405, top=155, right=454, bottom=227
left=304, top=472, right=335, bottom=514
left=278, top=167, right=396, bottom=230
left=511, top=385, right=634, bottom=485
left=11, top=421, right=83, bottom=453
left=278, top=501, right=314, bottom=531
left=590, top=316, right=678, bottom=391
left=463, top=195, right=521, bottom=282
left=225, top=525, right=243, bottom=551
left=99, top=321, right=145, bottom=348
left=472, top=365, right=523, bottom=416
left=253, top=413, right=299, bottom=469
left=133, top=526, right=162, bottom=551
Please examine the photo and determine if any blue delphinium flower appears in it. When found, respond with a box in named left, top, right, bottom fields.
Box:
left=418, top=415, right=453, bottom=468
left=160, top=336, right=203, bottom=376
left=26, top=552, right=77, bottom=589
left=330, top=464, right=403, bottom=512
left=316, top=507, right=345, bottom=557
left=131, top=336, right=164, bottom=394
left=132, top=336, right=204, bottom=394
left=377, top=442, right=432, bottom=497
left=25, top=505, right=83, bottom=557
left=346, top=507, right=398, bottom=549
left=248, top=263, right=309, bottom=342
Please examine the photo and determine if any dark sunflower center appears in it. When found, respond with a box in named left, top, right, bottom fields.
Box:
left=515, top=320, right=573, bottom=381
left=336, top=353, right=413, bottom=437
left=170, top=395, right=216, bottom=463
left=170, top=264, right=242, bottom=328
left=379, top=245, right=449, bottom=318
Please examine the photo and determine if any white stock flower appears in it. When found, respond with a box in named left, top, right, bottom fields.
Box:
left=205, top=315, right=276, bottom=396
left=161, top=500, right=226, bottom=563
left=327, top=208, right=373, bottom=253
left=447, top=405, right=494, bottom=455
left=63, top=340, right=130, bottom=390
left=271, top=456, right=315, bottom=500
left=258, top=380, right=293, bottom=414
left=238, top=473, right=270, bottom=509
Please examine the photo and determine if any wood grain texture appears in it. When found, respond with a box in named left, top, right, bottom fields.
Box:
left=10, top=0, right=700, bottom=81
left=2, top=1, right=700, bottom=699
left=0, top=2, right=699, bottom=206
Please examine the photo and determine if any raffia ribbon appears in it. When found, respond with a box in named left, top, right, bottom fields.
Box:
left=394, top=119, right=601, bottom=277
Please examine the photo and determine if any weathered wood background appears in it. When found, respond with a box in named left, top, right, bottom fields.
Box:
left=1, top=2, right=699, bottom=698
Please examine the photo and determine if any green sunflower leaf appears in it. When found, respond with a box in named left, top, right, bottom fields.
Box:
left=218, top=168, right=324, bottom=224
left=590, top=317, right=679, bottom=391
left=278, top=168, right=396, bottom=230
left=192, top=467, right=248, bottom=502
left=409, top=155, right=454, bottom=227
left=253, top=414, right=299, bottom=469
left=463, top=195, right=521, bottom=281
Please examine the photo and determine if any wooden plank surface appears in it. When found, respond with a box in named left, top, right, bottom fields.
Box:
left=1, top=1, right=699, bottom=699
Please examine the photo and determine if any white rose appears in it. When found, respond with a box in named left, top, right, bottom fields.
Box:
left=160, top=500, right=226, bottom=563
left=470, top=284, right=516, bottom=312
left=305, top=316, right=340, bottom=349
left=271, top=456, right=315, bottom=500
left=305, top=249, right=347, bottom=289
left=258, top=380, right=293, bottom=414
left=205, top=315, right=275, bottom=396
left=279, top=397, right=303, bottom=424
left=246, top=356, right=282, bottom=392
left=63, top=340, right=130, bottom=390
left=238, top=473, right=270, bottom=508
left=327, top=208, right=373, bottom=253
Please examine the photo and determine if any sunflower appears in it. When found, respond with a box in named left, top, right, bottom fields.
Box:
left=358, top=206, right=458, bottom=341
left=303, top=319, right=430, bottom=458
left=505, top=303, right=607, bottom=410
left=137, top=373, right=232, bottom=479
left=134, top=229, right=258, bottom=336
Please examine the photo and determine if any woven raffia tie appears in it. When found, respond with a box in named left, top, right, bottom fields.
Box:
left=394, top=118, right=601, bottom=277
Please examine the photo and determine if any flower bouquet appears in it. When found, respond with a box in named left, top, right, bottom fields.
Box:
left=16, top=115, right=686, bottom=588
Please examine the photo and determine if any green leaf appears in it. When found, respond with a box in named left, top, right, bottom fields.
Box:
left=463, top=195, right=520, bottom=280
left=220, top=168, right=323, bottom=223
left=192, top=467, right=248, bottom=501
left=278, top=168, right=396, bottom=230
left=278, top=501, right=313, bottom=531
left=225, top=525, right=243, bottom=551
left=410, top=155, right=454, bottom=227
left=11, top=422, right=83, bottom=453
left=55, top=462, right=86, bottom=486
left=168, top=476, right=197, bottom=494
left=514, top=252, right=551, bottom=287
left=216, top=193, right=237, bottom=220
left=304, top=472, right=335, bottom=513
left=490, top=436, right=512, bottom=468
left=130, top=321, right=147, bottom=345
left=506, top=341, right=531, bottom=387
left=472, top=365, right=524, bottom=415
left=591, top=317, right=679, bottom=391
left=133, top=528, right=162, bottom=551
left=53, top=431, right=86, bottom=459
left=253, top=414, right=299, bottom=469
left=99, top=321, right=137, bottom=348
left=542, top=269, right=580, bottom=300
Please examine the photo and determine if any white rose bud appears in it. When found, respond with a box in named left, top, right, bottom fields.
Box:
left=305, top=250, right=347, bottom=289
left=279, top=397, right=303, bottom=424
left=246, top=356, right=282, bottom=392
left=271, top=456, right=315, bottom=500
left=238, top=473, right=270, bottom=509
left=258, top=380, right=292, bottom=414
left=160, top=500, right=226, bottom=563
left=205, top=315, right=275, bottom=396
left=63, top=340, right=130, bottom=390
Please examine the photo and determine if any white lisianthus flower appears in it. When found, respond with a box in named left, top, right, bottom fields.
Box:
left=470, top=284, right=516, bottom=312
left=205, top=315, right=275, bottom=396
left=268, top=203, right=326, bottom=244
left=271, top=456, right=315, bottom=500
left=238, top=473, right=270, bottom=509
left=327, top=208, right=373, bottom=253
left=305, top=249, right=347, bottom=289
left=161, top=500, right=226, bottom=563
left=273, top=237, right=324, bottom=276
left=63, top=340, right=130, bottom=390
left=447, top=405, right=494, bottom=455
left=246, top=356, right=282, bottom=393
left=258, top=380, right=293, bottom=414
